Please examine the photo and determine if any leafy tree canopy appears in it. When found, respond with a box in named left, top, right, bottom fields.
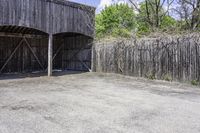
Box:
left=95, top=4, right=137, bottom=38
left=95, top=0, right=199, bottom=39
left=136, top=1, right=177, bottom=36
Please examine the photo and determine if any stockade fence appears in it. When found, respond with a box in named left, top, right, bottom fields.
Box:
left=92, top=34, right=200, bottom=83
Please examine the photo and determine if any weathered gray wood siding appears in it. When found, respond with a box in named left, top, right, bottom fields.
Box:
left=0, top=0, right=95, bottom=37
left=93, top=34, right=200, bottom=82
left=0, top=0, right=94, bottom=74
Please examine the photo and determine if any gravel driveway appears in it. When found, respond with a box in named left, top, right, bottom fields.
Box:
left=0, top=72, right=200, bottom=133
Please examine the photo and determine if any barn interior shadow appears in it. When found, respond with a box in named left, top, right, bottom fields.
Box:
left=0, top=30, right=92, bottom=81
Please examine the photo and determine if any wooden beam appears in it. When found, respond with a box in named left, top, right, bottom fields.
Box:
left=76, top=58, right=91, bottom=72
left=53, top=44, right=63, bottom=61
left=48, top=34, right=53, bottom=76
left=45, top=43, right=63, bottom=72
left=0, top=32, right=48, bottom=39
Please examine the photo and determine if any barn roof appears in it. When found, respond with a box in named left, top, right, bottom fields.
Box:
left=47, top=0, right=96, bottom=11
left=0, top=0, right=95, bottom=38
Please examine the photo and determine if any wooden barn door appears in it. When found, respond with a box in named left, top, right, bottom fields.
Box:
left=0, top=36, right=48, bottom=74
left=62, top=35, right=93, bottom=71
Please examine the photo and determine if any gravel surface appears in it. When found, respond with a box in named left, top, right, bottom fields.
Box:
left=0, top=72, right=200, bottom=133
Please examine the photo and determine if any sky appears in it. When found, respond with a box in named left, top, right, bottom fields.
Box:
left=71, top=0, right=119, bottom=13
left=70, top=0, right=176, bottom=17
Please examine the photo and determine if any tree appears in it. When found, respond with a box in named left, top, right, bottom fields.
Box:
left=174, top=0, right=200, bottom=30
left=136, top=1, right=176, bottom=35
left=160, top=15, right=177, bottom=29
left=95, top=4, right=137, bottom=38
left=128, top=0, right=175, bottom=28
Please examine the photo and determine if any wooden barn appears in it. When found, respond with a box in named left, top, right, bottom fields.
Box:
left=0, top=0, right=95, bottom=76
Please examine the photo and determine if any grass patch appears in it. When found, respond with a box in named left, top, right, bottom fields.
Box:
left=145, top=72, right=156, bottom=80
left=162, top=74, right=172, bottom=82
left=191, top=80, right=199, bottom=86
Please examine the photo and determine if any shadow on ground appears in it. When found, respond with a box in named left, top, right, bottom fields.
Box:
left=0, top=70, right=87, bottom=80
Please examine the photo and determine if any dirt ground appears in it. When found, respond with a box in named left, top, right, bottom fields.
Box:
left=0, top=72, right=200, bottom=133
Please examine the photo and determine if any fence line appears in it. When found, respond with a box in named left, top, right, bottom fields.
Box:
left=92, top=34, right=200, bottom=82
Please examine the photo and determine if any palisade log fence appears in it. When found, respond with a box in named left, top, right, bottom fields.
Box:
left=92, top=34, right=200, bottom=83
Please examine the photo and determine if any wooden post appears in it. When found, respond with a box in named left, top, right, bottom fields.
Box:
left=48, top=34, right=53, bottom=76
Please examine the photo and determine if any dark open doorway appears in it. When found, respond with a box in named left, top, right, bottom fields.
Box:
left=53, top=32, right=93, bottom=72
